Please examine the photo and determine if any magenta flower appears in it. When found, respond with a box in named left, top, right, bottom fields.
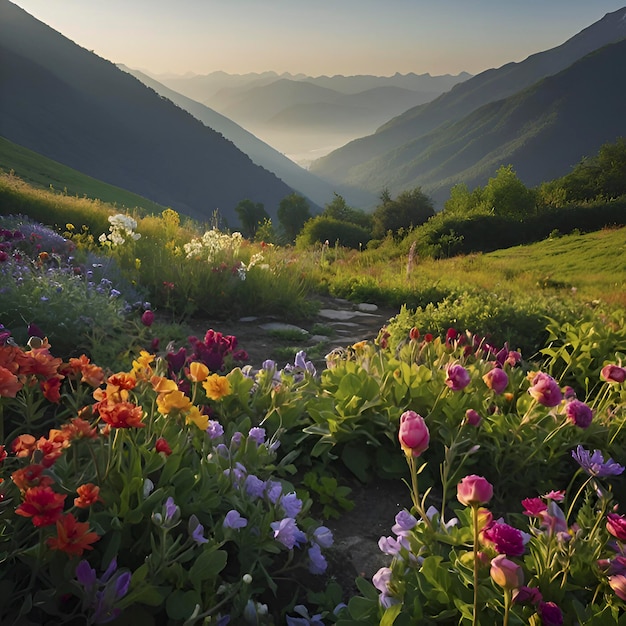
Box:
left=607, top=513, right=626, bottom=541
left=565, top=399, right=593, bottom=429
left=398, top=411, right=430, bottom=457
left=601, top=364, right=626, bottom=384
left=483, top=367, right=508, bottom=394
left=537, top=601, right=563, bottom=626
left=481, top=521, right=527, bottom=557
left=522, top=497, right=547, bottom=517
left=513, top=586, right=543, bottom=605
left=464, top=409, right=482, bottom=427
left=141, top=310, right=154, bottom=327
left=445, top=364, right=471, bottom=391
left=528, top=372, right=562, bottom=407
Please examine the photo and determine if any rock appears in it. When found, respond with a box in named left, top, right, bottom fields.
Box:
left=259, top=322, right=308, bottom=335
left=318, top=309, right=380, bottom=321
left=356, top=303, right=378, bottom=312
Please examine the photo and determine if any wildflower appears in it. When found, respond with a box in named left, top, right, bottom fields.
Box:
left=156, top=389, right=192, bottom=415
left=245, top=474, right=266, bottom=499
left=398, top=410, right=430, bottom=457
left=392, top=510, right=418, bottom=536
left=41, top=376, right=62, bottom=403
left=223, top=510, right=247, bottom=529
left=445, top=363, right=471, bottom=391
left=188, top=361, right=209, bottom=383
left=543, top=490, right=565, bottom=502
left=206, top=420, right=224, bottom=439
left=68, top=355, right=104, bottom=387
left=490, top=555, right=524, bottom=589
left=0, top=365, right=22, bottom=397
left=271, top=517, right=305, bottom=549
left=607, top=513, right=626, bottom=541
left=74, top=483, right=103, bottom=508
left=203, top=374, right=231, bottom=400
left=97, top=401, right=145, bottom=429
left=372, top=567, right=398, bottom=608
left=248, top=427, right=266, bottom=445
left=189, top=514, right=208, bottom=544
left=457, top=475, right=493, bottom=507
left=565, top=399, right=593, bottom=428
left=464, top=409, right=482, bottom=426
left=571, top=445, right=625, bottom=477
left=307, top=543, right=328, bottom=574
left=513, top=586, right=543, bottom=605
left=12, top=434, right=37, bottom=458
left=609, top=574, right=626, bottom=600
left=312, top=526, right=334, bottom=548
left=286, top=604, right=325, bottom=626
left=265, top=479, right=283, bottom=503
left=601, top=364, right=626, bottom=384
left=481, top=521, right=527, bottom=557
left=47, top=513, right=100, bottom=556
left=140, top=310, right=154, bottom=327
left=186, top=405, right=209, bottom=430
left=279, top=492, right=303, bottom=518
left=15, top=485, right=66, bottom=526
left=155, top=437, right=172, bottom=456
left=537, top=601, right=563, bottom=626
left=522, top=497, right=547, bottom=517
left=483, top=367, right=508, bottom=394
left=12, top=464, right=54, bottom=491
left=62, top=417, right=98, bottom=440
left=528, top=372, right=562, bottom=407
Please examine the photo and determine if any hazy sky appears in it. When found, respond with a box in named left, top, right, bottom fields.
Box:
left=11, top=0, right=626, bottom=77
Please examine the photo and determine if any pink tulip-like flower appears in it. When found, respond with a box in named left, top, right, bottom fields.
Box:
left=607, top=513, right=626, bottom=541
left=609, top=574, right=626, bottom=600
left=465, top=409, right=482, bottom=427
left=528, top=372, right=563, bottom=407
left=481, top=521, right=526, bottom=557
left=601, top=364, right=626, bottom=384
left=445, top=364, right=471, bottom=391
left=513, top=585, right=543, bottom=605
left=565, top=399, right=593, bottom=429
left=490, top=555, right=524, bottom=589
left=398, top=411, right=430, bottom=457
left=537, top=601, right=564, bottom=626
left=141, top=310, right=155, bottom=327
left=457, top=475, right=493, bottom=507
left=483, top=367, right=509, bottom=394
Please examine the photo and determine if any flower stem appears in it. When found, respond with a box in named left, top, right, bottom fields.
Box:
left=472, top=503, right=480, bottom=626
left=503, top=588, right=511, bottom=626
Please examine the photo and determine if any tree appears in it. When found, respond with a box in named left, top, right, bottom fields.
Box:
left=322, top=193, right=372, bottom=229
left=234, top=199, right=269, bottom=239
left=481, top=165, right=535, bottom=218
left=371, top=187, right=435, bottom=239
left=277, top=193, right=312, bottom=242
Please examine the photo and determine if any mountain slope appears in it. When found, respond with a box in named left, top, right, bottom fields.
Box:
left=120, top=67, right=375, bottom=209
left=311, top=7, right=626, bottom=189
left=330, top=38, right=626, bottom=206
left=0, top=0, right=295, bottom=225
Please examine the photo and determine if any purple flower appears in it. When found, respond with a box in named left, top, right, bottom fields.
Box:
left=481, top=521, right=527, bottom=556
left=265, top=480, right=283, bottom=504
left=76, top=560, right=97, bottom=589
left=372, top=567, right=393, bottom=598
left=565, top=400, right=593, bottom=429
left=248, top=427, right=266, bottom=445
left=483, top=366, right=508, bottom=394
left=230, top=431, right=243, bottom=448
left=223, top=510, right=248, bottom=529
left=538, top=601, right=563, bottom=626
left=378, top=535, right=404, bottom=556
left=206, top=420, right=224, bottom=439
left=445, top=364, right=471, bottom=391
left=271, top=517, right=304, bottom=549
left=280, top=492, right=303, bottom=517
left=391, top=510, right=418, bottom=536
left=308, top=543, right=328, bottom=574
left=189, top=514, right=208, bottom=544
left=572, top=445, right=625, bottom=477
left=528, top=372, right=562, bottom=407
left=164, top=497, right=178, bottom=522
left=244, top=474, right=266, bottom=499
left=312, top=526, right=334, bottom=548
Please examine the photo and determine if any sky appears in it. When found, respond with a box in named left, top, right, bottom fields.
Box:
left=10, top=0, right=626, bottom=77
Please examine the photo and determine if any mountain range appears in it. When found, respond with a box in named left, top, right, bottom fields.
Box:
left=310, top=7, right=626, bottom=206
left=0, top=0, right=297, bottom=226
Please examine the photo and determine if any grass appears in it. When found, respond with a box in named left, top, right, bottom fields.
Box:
left=0, top=137, right=165, bottom=215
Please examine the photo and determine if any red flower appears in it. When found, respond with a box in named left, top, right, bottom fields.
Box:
left=97, top=401, right=145, bottom=429
left=74, top=483, right=103, bottom=508
left=61, top=417, right=98, bottom=441
left=141, top=310, right=155, bottom=327
left=47, top=513, right=100, bottom=556
left=155, top=437, right=172, bottom=456
left=12, top=464, right=54, bottom=491
left=41, top=376, right=62, bottom=403
left=35, top=436, right=68, bottom=468
left=15, top=485, right=66, bottom=527
left=0, top=445, right=6, bottom=463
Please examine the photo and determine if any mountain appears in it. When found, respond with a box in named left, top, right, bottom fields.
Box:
left=156, top=71, right=469, bottom=166
left=120, top=66, right=376, bottom=209
left=310, top=7, right=626, bottom=201
left=0, top=0, right=296, bottom=226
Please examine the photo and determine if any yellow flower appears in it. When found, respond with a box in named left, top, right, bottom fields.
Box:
left=188, top=362, right=209, bottom=383
left=150, top=375, right=178, bottom=394
left=157, top=390, right=192, bottom=415
left=186, top=406, right=209, bottom=430
left=132, top=351, right=155, bottom=380
left=202, top=374, right=231, bottom=401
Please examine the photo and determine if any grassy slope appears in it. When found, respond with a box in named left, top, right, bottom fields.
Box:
left=0, top=136, right=165, bottom=214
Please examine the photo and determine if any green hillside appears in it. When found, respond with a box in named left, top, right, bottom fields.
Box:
left=0, top=136, right=165, bottom=214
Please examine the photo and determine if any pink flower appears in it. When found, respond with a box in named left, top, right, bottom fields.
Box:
left=505, top=351, right=522, bottom=367
left=490, top=555, right=524, bottom=589
left=464, top=409, right=482, bottom=427
left=565, top=399, right=593, bottom=429
left=537, top=601, right=563, bottom=626
left=543, top=490, right=565, bottom=502
left=513, top=586, right=543, bottom=605
left=141, top=310, right=155, bottom=327
left=457, top=475, right=493, bottom=507
left=483, top=367, right=508, bottom=394
left=528, top=372, right=563, bottom=407
left=522, top=497, right=547, bottom=517
left=482, top=521, right=526, bottom=557
left=601, top=364, right=626, bottom=384
left=609, top=574, right=626, bottom=600
left=607, top=513, right=626, bottom=541
left=445, top=364, right=470, bottom=391
left=398, top=411, right=430, bottom=457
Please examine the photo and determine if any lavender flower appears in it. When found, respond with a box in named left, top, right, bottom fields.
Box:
left=223, top=510, right=248, bottom=529
left=312, top=526, right=334, bottom=548
left=279, top=492, right=303, bottom=517
left=248, top=427, right=266, bottom=445
left=271, top=517, right=305, bottom=549
left=244, top=474, right=266, bottom=499
left=307, top=543, right=328, bottom=574
left=265, top=480, right=283, bottom=504
left=391, top=510, right=418, bottom=536
left=572, top=445, right=625, bottom=477
left=189, top=514, right=209, bottom=545
left=206, top=420, right=224, bottom=439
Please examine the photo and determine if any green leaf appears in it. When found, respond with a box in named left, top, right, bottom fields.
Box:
left=188, top=548, right=227, bottom=582
left=166, top=589, right=201, bottom=621
left=380, top=603, right=402, bottom=626
left=355, top=576, right=379, bottom=601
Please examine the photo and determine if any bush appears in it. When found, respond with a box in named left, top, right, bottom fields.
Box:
left=296, top=216, right=371, bottom=250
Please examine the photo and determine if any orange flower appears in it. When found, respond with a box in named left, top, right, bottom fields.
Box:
left=12, top=434, right=36, bottom=458
left=202, top=374, right=231, bottom=401
left=156, top=390, right=192, bottom=415
left=74, top=483, right=103, bottom=508
left=47, top=513, right=100, bottom=556
left=107, top=372, right=137, bottom=391
left=41, top=376, right=62, bottom=403
left=12, top=464, right=54, bottom=491
left=150, top=375, right=178, bottom=394
left=188, top=362, right=209, bottom=383
left=0, top=365, right=22, bottom=397
left=16, top=349, right=63, bottom=379
left=97, top=401, right=145, bottom=429
left=61, top=417, right=98, bottom=440
left=67, top=355, right=105, bottom=387
left=15, top=485, right=66, bottom=527
left=0, top=345, right=21, bottom=373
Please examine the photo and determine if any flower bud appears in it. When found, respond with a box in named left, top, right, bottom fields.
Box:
left=528, top=372, right=562, bottom=407
left=610, top=574, right=626, bottom=600
left=398, top=411, right=430, bottom=457
left=483, top=367, right=508, bottom=394
left=565, top=399, right=593, bottom=429
left=490, top=554, right=524, bottom=589
left=537, top=601, right=563, bottom=626
left=607, top=513, right=626, bottom=541
left=445, top=364, right=471, bottom=391
left=457, top=475, right=493, bottom=507
left=464, top=409, right=482, bottom=427
left=141, top=310, right=155, bottom=327
left=601, top=364, right=626, bottom=384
